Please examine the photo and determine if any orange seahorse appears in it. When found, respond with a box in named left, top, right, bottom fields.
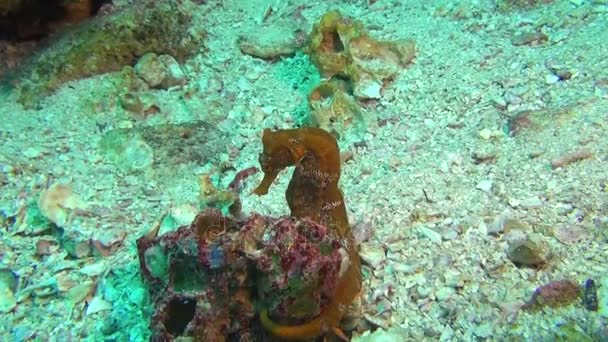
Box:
left=253, top=127, right=362, bottom=340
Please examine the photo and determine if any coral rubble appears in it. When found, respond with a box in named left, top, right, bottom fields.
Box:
left=306, top=10, right=415, bottom=101
left=137, top=210, right=347, bottom=340
left=301, top=10, right=414, bottom=138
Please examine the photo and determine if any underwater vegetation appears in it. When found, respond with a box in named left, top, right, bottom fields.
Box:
left=137, top=127, right=362, bottom=341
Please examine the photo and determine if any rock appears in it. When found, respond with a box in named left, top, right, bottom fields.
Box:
left=511, top=31, right=548, bottom=46
left=238, top=22, right=299, bottom=59
left=476, top=180, right=493, bottom=193
left=354, top=78, right=382, bottom=100
left=86, top=296, right=113, bottom=315
left=507, top=238, right=546, bottom=267
left=519, top=196, right=543, bottom=209
left=79, top=262, right=107, bottom=277
left=353, top=327, right=408, bottom=342
left=0, top=270, right=18, bottom=313
left=435, top=287, right=456, bottom=301
left=135, top=53, right=166, bottom=88
left=119, top=92, right=144, bottom=113
left=158, top=55, right=186, bottom=88
left=308, top=78, right=372, bottom=140
left=35, top=239, right=59, bottom=255
left=503, top=218, right=532, bottom=234
left=38, top=183, right=88, bottom=228
left=306, top=11, right=415, bottom=101
left=417, top=226, right=442, bottom=244
left=359, top=243, right=386, bottom=269
left=545, top=74, right=560, bottom=84
left=552, top=224, right=591, bottom=245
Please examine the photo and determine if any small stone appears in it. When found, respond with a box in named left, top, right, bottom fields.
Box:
left=545, top=74, right=560, bottom=84
left=170, top=203, right=198, bottom=226
left=444, top=269, right=464, bottom=288
left=417, top=226, right=442, bottom=244
left=66, top=281, right=95, bottom=307
left=435, top=287, right=455, bottom=301
left=135, top=53, right=166, bottom=88
left=158, top=55, right=186, bottom=88
left=38, top=183, right=88, bottom=227
left=417, top=285, right=433, bottom=298
left=86, top=296, right=112, bottom=315
left=128, top=287, right=146, bottom=306
left=64, top=239, right=92, bottom=259
left=478, top=128, right=493, bottom=140
left=0, top=270, right=18, bottom=313
left=440, top=325, right=454, bottom=341
left=503, top=219, right=531, bottom=234
left=35, top=239, right=59, bottom=255
left=441, top=228, right=459, bottom=240
left=476, top=180, right=493, bottom=193
left=354, top=78, right=382, bottom=100
left=520, top=196, right=543, bottom=208
left=238, top=23, right=298, bottom=59
left=393, top=263, right=419, bottom=274
left=359, top=243, right=386, bottom=269
left=22, top=147, right=42, bottom=159
left=473, top=323, right=493, bottom=338
left=507, top=239, right=546, bottom=267
left=552, top=225, right=590, bottom=245
left=79, top=262, right=107, bottom=277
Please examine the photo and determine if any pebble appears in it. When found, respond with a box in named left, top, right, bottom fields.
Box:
left=359, top=243, right=386, bottom=269
left=444, top=269, right=464, bottom=288
left=79, top=262, right=107, bottom=277
left=135, top=53, right=166, bottom=88
left=519, top=196, right=543, bottom=208
left=417, top=285, right=433, bottom=298
left=476, top=180, right=493, bottom=193
left=435, top=287, right=456, bottom=301
left=507, top=239, right=546, bottom=267
left=441, top=228, right=459, bottom=240
left=552, top=224, right=590, bottom=245
left=417, top=226, right=442, bottom=244
left=22, top=147, right=42, bottom=159
left=545, top=74, right=560, bottom=84
left=392, top=262, right=419, bottom=274
left=128, top=287, right=146, bottom=306
left=0, top=270, right=17, bottom=313
left=86, top=296, right=113, bottom=315
left=439, top=324, right=454, bottom=341
left=355, top=79, right=382, bottom=100
left=473, top=323, right=493, bottom=338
